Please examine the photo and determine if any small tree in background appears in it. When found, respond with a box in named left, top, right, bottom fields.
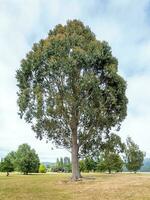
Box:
left=96, top=133, right=125, bottom=173
left=15, top=143, right=40, bottom=175
left=84, top=157, right=97, bottom=172
left=97, top=153, right=123, bottom=173
left=125, top=137, right=145, bottom=173
left=51, top=157, right=71, bottom=172
left=79, top=158, right=97, bottom=172
left=0, top=153, right=14, bottom=176
left=79, top=160, right=86, bottom=172
left=60, top=158, right=64, bottom=169
left=39, top=164, right=46, bottom=173
left=7, top=151, right=17, bottom=168
left=64, top=157, right=71, bottom=172
left=55, top=157, right=64, bottom=171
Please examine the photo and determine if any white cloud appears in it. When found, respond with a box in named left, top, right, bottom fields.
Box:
left=0, top=0, right=71, bottom=162
left=120, top=74, right=150, bottom=156
left=127, top=75, right=150, bottom=116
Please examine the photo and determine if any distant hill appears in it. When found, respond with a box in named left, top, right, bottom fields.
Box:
left=123, top=158, right=150, bottom=172
left=42, top=162, right=55, bottom=168
left=140, top=158, right=150, bottom=172
left=114, top=158, right=150, bottom=172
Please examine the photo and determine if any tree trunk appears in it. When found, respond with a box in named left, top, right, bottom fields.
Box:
left=71, top=126, right=80, bottom=181
left=6, top=172, right=9, bottom=176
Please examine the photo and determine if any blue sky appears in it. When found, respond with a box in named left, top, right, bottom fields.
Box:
left=0, top=0, right=150, bottom=162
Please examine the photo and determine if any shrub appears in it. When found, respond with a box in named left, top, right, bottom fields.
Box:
left=39, top=164, right=46, bottom=173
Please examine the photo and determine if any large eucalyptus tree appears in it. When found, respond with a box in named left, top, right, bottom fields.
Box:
left=16, top=20, right=128, bottom=180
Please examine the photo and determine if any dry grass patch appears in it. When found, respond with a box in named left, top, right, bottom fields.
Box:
left=0, top=173, right=150, bottom=200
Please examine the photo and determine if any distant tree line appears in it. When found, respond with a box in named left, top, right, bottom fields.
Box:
left=0, top=135, right=145, bottom=176
left=51, top=157, right=71, bottom=173
left=78, top=135, right=145, bottom=174
left=52, top=134, right=145, bottom=174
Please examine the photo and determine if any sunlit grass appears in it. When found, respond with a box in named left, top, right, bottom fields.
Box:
left=0, top=172, right=150, bottom=200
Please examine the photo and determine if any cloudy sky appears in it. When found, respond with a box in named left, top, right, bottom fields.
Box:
left=0, top=0, right=150, bottom=162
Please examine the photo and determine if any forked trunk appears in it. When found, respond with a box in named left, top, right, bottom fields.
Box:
left=71, top=127, right=81, bottom=181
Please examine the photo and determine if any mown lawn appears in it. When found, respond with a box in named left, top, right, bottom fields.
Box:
left=0, top=172, right=150, bottom=200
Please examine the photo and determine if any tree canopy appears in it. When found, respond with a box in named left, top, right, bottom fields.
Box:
left=96, top=133, right=124, bottom=173
left=15, top=143, right=40, bottom=174
left=97, top=152, right=124, bottom=173
left=125, top=137, right=145, bottom=173
left=16, top=20, right=128, bottom=180
left=0, top=153, right=14, bottom=176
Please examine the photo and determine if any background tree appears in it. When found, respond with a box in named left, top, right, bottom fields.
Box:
left=56, top=158, right=60, bottom=168
left=79, top=160, right=86, bottom=172
left=55, top=157, right=64, bottom=171
left=97, top=152, right=123, bottom=173
left=39, top=164, right=47, bottom=173
left=52, top=157, right=71, bottom=172
left=84, top=157, right=97, bottom=172
left=60, top=157, right=64, bottom=170
left=125, top=137, right=145, bottom=173
left=15, top=144, right=40, bottom=174
left=0, top=153, right=14, bottom=176
left=96, top=133, right=124, bottom=173
left=63, top=157, right=71, bottom=172
left=102, top=133, right=125, bottom=154
left=79, top=157, right=97, bottom=172
left=6, top=151, right=17, bottom=170
left=16, top=20, right=128, bottom=180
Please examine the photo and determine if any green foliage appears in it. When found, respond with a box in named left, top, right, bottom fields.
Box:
left=97, top=153, right=123, bottom=173
left=0, top=146, right=40, bottom=175
left=63, top=157, right=72, bottom=172
left=79, top=157, right=97, bottom=172
left=96, top=133, right=125, bottom=173
left=102, top=133, right=125, bottom=154
left=85, top=157, right=97, bottom=172
left=79, top=160, right=86, bottom=172
left=39, top=164, right=46, bottom=173
left=15, top=143, right=40, bottom=174
left=125, top=137, right=145, bottom=173
left=56, top=157, right=64, bottom=169
left=60, top=158, right=64, bottom=169
left=16, top=20, right=128, bottom=179
left=16, top=19, right=128, bottom=154
left=51, top=157, right=71, bottom=172
left=0, top=153, right=14, bottom=175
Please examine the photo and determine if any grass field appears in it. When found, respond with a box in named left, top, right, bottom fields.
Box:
left=0, top=172, right=150, bottom=200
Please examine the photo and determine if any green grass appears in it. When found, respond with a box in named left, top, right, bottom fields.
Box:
left=0, top=172, right=150, bottom=200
